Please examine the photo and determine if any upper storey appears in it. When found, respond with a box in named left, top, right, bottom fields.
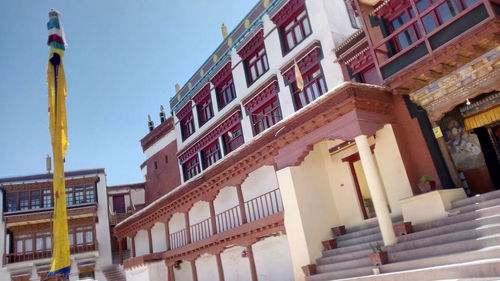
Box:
left=336, top=0, right=499, bottom=93
left=163, top=0, right=359, bottom=183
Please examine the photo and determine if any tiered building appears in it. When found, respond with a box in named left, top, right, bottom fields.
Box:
left=0, top=169, right=112, bottom=281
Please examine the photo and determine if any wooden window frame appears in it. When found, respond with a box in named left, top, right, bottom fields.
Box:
left=251, top=97, right=282, bottom=135
left=196, top=95, right=214, bottom=126
left=245, top=47, right=269, bottom=85
left=183, top=155, right=201, bottom=181
left=216, top=77, right=237, bottom=110
left=292, top=65, right=327, bottom=110
left=181, top=112, right=196, bottom=141
left=281, top=9, right=312, bottom=54
left=223, top=124, right=244, bottom=155
left=202, top=141, right=222, bottom=169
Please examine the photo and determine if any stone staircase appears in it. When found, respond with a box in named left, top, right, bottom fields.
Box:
left=306, top=189, right=500, bottom=281
left=103, top=264, right=126, bottom=281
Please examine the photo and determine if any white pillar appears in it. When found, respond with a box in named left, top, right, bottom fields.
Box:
left=69, top=259, right=79, bottom=281
left=29, top=264, right=40, bottom=281
left=355, top=135, right=398, bottom=246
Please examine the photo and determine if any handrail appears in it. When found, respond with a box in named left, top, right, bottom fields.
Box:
left=216, top=205, right=242, bottom=233
left=244, top=188, right=283, bottom=223
left=190, top=217, right=212, bottom=243
left=169, top=228, right=187, bottom=250
left=4, top=241, right=98, bottom=264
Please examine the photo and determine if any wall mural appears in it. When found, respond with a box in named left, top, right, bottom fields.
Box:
left=440, top=109, right=486, bottom=170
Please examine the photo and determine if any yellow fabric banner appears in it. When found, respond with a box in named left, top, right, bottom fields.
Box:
left=294, top=61, right=304, bottom=91
left=47, top=51, right=71, bottom=277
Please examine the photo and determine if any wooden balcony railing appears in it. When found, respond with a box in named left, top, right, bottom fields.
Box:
left=109, top=212, right=132, bottom=225
left=370, top=0, right=495, bottom=79
left=170, top=228, right=187, bottom=250
left=216, top=205, right=243, bottom=233
left=245, top=189, right=284, bottom=223
left=190, top=217, right=212, bottom=243
left=4, top=242, right=98, bottom=264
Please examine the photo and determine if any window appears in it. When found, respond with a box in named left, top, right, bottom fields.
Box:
left=216, top=77, right=236, bottom=109
left=223, top=124, right=244, bottom=154
left=66, top=185, right=96, bottom=206
left=181, top=112, right=195, bottom=140
left=246, top=47, right=269, bottom=84
left=293, top=67, right=327, bottom=109
left=183, top=156, right=201, bottom=181
left=202, top=141, right=221, bottom=169
left=416, top=0, right=477, bottom=33
left=386, top=7, right=421, bottom=52
left=19, top=192, right=29, bottom=210
left=30, top=191, right=41, bottom=209
left=7, top=193, right=17, bottom=212
left=197, top=95, right=214, bottom=126
left=251, top=97, right=282, bottom=135
left=43, top=190, right=52, bottom=208
left=69, top=226, right=95, bottom=250
left=282, top=10, right=312, bottom=53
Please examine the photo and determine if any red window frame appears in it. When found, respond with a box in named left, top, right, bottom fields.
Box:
left=196, top=95, right=214, bottom=126
left=251, top=97, right=282, bottom=135
left=202, top=141, right=221, bottom=169
left=282, top=9, right=312, bottom=53
left=293, top=66, right=327, bottom=110
left=183, top=155, right=201, bottom=181
left=216, top=77, right=237, bottom=110
left=385, top=7, right=421, bottom=52
left=246, top=47, right=269, bottom=85
left=181, top=112, right=195, bottom=140
left=223, top=124, right=244, bottom=154
left=416, top=0, right=476, bottom=33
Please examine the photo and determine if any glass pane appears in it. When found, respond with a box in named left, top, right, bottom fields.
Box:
left=77, top=232, right=84, bottom=244
left=319, top=78, right=327, bottom=94
left=262, top=55, right=269, bottom=71
left=463, top=0, right=478, bottom=7
left=437, top=0, right=459, bottom=23
left=251, top=66, right=257, bottom=81
left=25, top=239, right=33, bottom=251
left=302, top=17, right=311, bottom=36
left=286, top=33, right=295, bottom=50
left=256, top=60, right=263, bottom=76
left=86, top=231, right=93, bottom=243
left=36, top=238, right=44, bottom=250
left=312, top=83, right=320, bottom=99
left=294, top=25, right=303, bottom=43
left=16, top=241, right=23, bottom=253
left=46, top=237, right=52, bottom=249
left=422, top=14, right=437, bottom=32
left=417, top=0, right=429, bottom=12
left=69, top=234, right=74, bottom=246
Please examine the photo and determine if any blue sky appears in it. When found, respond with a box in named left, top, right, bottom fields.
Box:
left=0, top=1, right=256, bottom=185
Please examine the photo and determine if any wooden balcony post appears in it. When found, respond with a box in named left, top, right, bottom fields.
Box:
left=246, top=245, right=258, bottom=281
left=167, top=263, right=176, bottom=281
left=147, top=228, right=153, bottom=254
left=209, top=200, right=217, bottom=235
left=118, top=237, right=123, bottom=264
left=190, top=260, right=198, bottom=281
left=185, top=212, right=192, bottom=244
left=131, top=236, right=136, bottom=258
left=165, top=219, right=171, bottom=251
left=216, top=253, right=225, bottom=281
left=236, top=185, right=247, bottom=224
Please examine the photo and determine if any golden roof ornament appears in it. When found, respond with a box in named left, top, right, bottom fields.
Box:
left=221, top=23, right=228, bottom=39
left=175, top=83, right=181, bottom=92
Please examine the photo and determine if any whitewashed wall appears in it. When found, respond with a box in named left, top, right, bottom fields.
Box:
left=95, top=172, right=113, bottom=279
left=196, top=254, right=220, bottom=281
left=148, top=261, right=168, bottom=281
left=174, top=260, right=193, bottom=281
left=189, top=201, right=210, bottom=225
left=253, top=235, right=294, bottom=281
left=241, top=165, right=279, bottom=201
left=151, top=222, right=167, bottom=253
left=125, top=265, right=149, bottom=281
left=135, top=229, right=150, bottom=257
left=169, top=212, right=186, bottom=233
left=221, top=246, right=251, bottom=281
left=213, top=186, right=239, bottom=214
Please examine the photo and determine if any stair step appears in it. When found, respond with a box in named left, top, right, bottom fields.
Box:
left=389, top=224, right=500, bottom=253
left=414, top=205, right=500, bottom=232
left=449, top=197, right=500, bottom=216
left=323, top=240, right=381, bottom=257
left=337, top=232, right=382, bottom=248
left=336, top=225, right=381, bottom=242
left=389, top=234, right=500, bottom=263
left=307, top=265, right=374, bottom=281
left=317, top=248, right=372, bottom=265
left=317, top=256, right=372, bottom=273
left=452, top=189, right=500, bottom=209
left=345, top=216, right=403, bottom=233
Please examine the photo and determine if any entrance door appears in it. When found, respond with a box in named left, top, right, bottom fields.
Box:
left=352, top=160, right=376, bottom=219
left=113, top=195, right=126, bottom=213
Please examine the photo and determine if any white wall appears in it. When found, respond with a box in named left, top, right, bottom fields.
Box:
left=196, top=254, right=220, bottom=281
left=148, top=260, right=168, bottom=281
left=95, top=173, right=112, bottom=277
left=169, top=212, right=186, bottom=233
left=241, top=165, right=279, bottom=201
left=213, top=186, right=239, bottom=214
left=174, top=260, right=194, bottom=281
left=189, top=201, right=210, bottom=225
left=144, top=130, right=177, bottom=159
left=135, top=229, right=150, bottom=257
left=221, top=246, right=251, bottom=281
left=151, top=222, right=167, bottom=253
left=125, top=265, right=150, bottom=281
left=131, top=189, right=145, bottom=205
left=253, top=235, right=294, bottom=281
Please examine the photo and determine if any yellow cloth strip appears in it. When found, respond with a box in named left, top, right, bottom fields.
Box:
left=464, top=106, right=500, bottom=131
left=47, top=55, right=71, bottom=275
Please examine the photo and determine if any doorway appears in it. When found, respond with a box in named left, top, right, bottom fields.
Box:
left=113, top=195, right=126, bottom=214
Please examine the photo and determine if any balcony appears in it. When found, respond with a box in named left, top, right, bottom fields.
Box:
left=365, top=0, right=499, bottom=90
left=109, top=212, right=133, bottom=226
left=4, top=241, right=98, bottom=265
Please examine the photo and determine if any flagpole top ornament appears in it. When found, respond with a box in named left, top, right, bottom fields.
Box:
left=221, top=23, right=228, bottom=39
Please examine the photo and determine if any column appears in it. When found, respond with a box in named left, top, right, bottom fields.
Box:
left=118, top=237, right=123, bottom=264
left=246, top=246, right=258, bottom=281
left=209, top=200, right=217, bottom=235
left=165, top=219, right=171, bottom=251
left=148, top=228, right=153, bottom=254
left=29, top=265, right=40, bottom=281
left=68, top=259, right=79, bottom=281
left=190, top=260, right=198, bottom=281
left=215, top=253, right=225, bottom=281
left=185, top=212, right=192, bottom=244
left=236, top=185, right=247, bottom=224
left=167, top=263, right=176, bottom=281
left=131, top=236, right=136, bottom=258
left=355, top=135, right=397, bottom=246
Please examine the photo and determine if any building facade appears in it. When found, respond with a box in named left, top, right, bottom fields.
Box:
left=0, top=169, right=112, bottom=281
left=112, top=0, right=452, bottom=280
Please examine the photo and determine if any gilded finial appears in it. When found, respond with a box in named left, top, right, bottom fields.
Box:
left=221, top=23, right=228, bottom=39
left=160, top=105, right=166, bottom=123
left=175, top=83, right=181, bottom=92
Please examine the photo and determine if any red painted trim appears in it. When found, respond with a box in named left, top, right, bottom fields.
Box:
left=341, top=145, right=375, bottom=163
left=210, top=61, right=232, bottom=87
left=216, top=253, right=225, bottom=281
left=348, top=161, right=369, bottom=220
left=243, top=78, right=279, bottom=113
left=190, top=260, right=198, bottom=281
left=281, top=43, right=322, bottom=83
left=176, top=103, right=193, bottom=121
left=271, top=0, right=306, bottom=26
left=178, top=110, right=242, bottom=164
left=147, top=228, right=153, bottom=254
left=192, top=84, right=211, bottom=105
left=237, top=29, right=265, bottom=60
left=246, top=246, right=258, bottom=281
left=236, top=185, right=248, bottom=224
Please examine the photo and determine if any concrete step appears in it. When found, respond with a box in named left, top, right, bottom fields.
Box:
left=322, top=240, right=382, bottom=257
left=335, top=225, right=381, bottom=242
left=401, top=214, right=500, bottom=243
left=317, top=248, right=372, bottom=265
left=449, top=197, right=500, bottom=216
left=337, top=232, right=382, bottom=248
left=389, top=224, right=500, bottom=253
left=452, top=189, right=500, bottom=209
left=389, top=234, right=500, bottom=263
left=345, top=216, right=403, bottom=233
left=307, top=264, right=374, bottom=281
left=414, top=205, right=500, bottom=232
left=317, top=255, right=372, bottom=273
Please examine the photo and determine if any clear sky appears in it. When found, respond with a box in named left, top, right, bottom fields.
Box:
left=0, top=1, right=256, bottom=185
